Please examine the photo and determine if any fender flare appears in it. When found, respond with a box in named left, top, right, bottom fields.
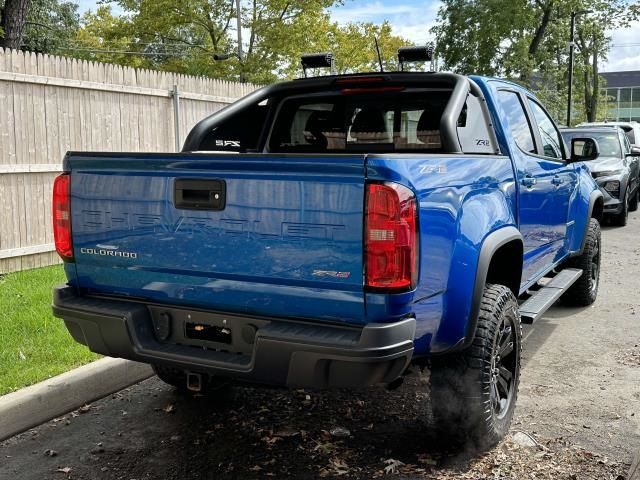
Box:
left=575, top=190, right=604, bottom=256
left=458, top=226, right=523, bottom=352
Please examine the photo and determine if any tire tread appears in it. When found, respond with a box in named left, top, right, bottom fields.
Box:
left=430, top=284, right=521, bottom=449
left=563, top=218, right=600, bottom=306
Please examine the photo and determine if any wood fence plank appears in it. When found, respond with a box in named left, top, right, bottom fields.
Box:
left=0, top=49, right=251, bottom=273
left=0, top=50, right=16, bottom=165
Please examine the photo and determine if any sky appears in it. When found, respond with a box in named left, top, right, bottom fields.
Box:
left=75, top=0, right=640, bottom=73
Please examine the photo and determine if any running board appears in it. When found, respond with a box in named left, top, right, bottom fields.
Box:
left=519, top=268, right=583, bottom=324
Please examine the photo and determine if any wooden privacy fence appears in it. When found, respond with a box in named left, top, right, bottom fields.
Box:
left=0, top=48, right=257, bottom=274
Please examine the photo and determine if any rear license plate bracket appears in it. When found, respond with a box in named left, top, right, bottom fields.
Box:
left=185, top=322, right=232, bottom=344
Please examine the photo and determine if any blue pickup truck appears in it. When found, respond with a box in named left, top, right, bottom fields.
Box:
left=52, top=70, right=603, bottom=447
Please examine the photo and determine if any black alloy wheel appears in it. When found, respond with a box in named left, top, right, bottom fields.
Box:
left=490, top=315, right=518, bottom=419
left=430, top=284, right=521, bottom=449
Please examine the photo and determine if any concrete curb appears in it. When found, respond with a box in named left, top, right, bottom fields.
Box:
left=0, top=358, right=153, bottom=442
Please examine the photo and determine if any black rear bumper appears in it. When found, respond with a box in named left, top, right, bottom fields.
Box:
left=52, top=285, right=415, bottom=389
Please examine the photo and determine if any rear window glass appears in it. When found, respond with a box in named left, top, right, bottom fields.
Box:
left=268, top=90, right=452, bottom=153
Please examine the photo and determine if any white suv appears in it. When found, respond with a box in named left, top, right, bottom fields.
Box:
left=577, top=121, right=640, bottom=148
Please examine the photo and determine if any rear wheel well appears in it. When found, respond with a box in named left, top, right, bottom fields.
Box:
left=486, top=240, right=523, bottom=298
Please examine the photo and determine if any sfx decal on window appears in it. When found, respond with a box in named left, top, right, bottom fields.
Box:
left=215, top=140, right=241, bottom=147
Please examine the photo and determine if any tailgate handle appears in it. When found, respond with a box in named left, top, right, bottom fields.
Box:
left=174, top=179, right=226, bottom=211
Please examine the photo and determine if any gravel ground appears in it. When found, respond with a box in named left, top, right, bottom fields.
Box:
left=1, top=212, right=639, bottom=479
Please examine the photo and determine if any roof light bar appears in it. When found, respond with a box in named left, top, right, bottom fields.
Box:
left=398, top=44, right=435, bottom=71
left=301, top=52, right=335, bottom=78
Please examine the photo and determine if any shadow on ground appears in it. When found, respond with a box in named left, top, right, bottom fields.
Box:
left=0, top=375, right=487, bottom=479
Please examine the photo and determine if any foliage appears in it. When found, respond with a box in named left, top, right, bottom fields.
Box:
left=432, top=0, right=639, bottom=124
left=0, top=0, right=32, bottom=49
left=92, top=0, right=342, bottom=83
left=21, top=0, right=80, bottom=53
left=73, top=6, right=149, bottom=68
left=280, top=18, right=410, bottom=77
left=71, top=0, right=409, bottom=83
left=0, top=0, right=79, bottom=52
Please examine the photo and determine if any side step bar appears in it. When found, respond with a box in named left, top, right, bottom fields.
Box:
left=519, top=268, right=583, bottom=324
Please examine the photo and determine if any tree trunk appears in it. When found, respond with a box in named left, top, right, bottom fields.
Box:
left=588, top=35, right=599, bottom=122
left=520, top=0, right=553, bottom=83
left=581, top=34, right=599, bottom=123
left=583, top=68, right=591, bottom=122
left=0, top=0, right=32, bottom=50
left=528, top=1, right=553, bottom=57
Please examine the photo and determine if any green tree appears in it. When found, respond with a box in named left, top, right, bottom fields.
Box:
left=0, top=0, right=32, bottom=49
left=22, top=0, right=80, bottom=53
left=279, top=18, right=410, bottom=77
left=0, top=0, right=80, bottom=52
left=72, top=1, right=410, bottom=83
left=73, top=6, right=153, bottom=69
left=432, top=0, right=639, bottom=124
left=431, top=0, right=548, bottom=81
left=106, top=0, right=341, bottom=83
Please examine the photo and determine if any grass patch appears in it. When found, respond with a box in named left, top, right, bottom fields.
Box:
left=0, top=265, right=99, bottom=396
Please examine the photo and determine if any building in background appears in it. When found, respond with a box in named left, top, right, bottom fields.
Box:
left=602, top=71, right=640, bottom=122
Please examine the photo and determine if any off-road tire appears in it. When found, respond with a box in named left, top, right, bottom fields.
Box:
left=430, top=284, right=521, bottom=449
left=629, top=189, right=639, bottom=212
left=562, top=218, right=601, bottom=306
left=152, top=364, right=224, bottom=395
left=611, top=189, right=629, bottom=226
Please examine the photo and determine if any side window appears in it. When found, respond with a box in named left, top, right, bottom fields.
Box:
left=527, top=99, right=564, bottom=159
left=497, top=90, right=536, bottom=154
left=624, top=128, right=636, bottom=145
left=622, top=132, right=631, bottom=154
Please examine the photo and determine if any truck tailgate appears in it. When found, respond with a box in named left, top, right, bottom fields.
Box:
left=68, top=153, right=367, bottom=324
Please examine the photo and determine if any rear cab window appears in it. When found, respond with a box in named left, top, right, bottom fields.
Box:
left=192, top=76, right=499, bottom=156
left=268, top=90, right=452, bottom=153
left=267, top=89, right=497, bottom=155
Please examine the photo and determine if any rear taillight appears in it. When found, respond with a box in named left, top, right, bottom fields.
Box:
left=365, top=182, right=418, bottom=292
left=53, top=173, right=73, bottom=261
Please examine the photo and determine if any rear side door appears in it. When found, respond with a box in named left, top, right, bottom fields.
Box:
left=496, top=90, right=573, bottom=284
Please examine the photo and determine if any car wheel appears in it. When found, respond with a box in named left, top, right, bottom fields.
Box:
left=430, top=284, right=521, bottom=450
left=611, top=189, right=629, bottom=226
left=562, top=218, right=601, bottom=306
left=629, top=189, right=639, bottom=212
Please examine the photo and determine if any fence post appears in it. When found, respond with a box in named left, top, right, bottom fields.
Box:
left=171, top=84, right=181, bottom=152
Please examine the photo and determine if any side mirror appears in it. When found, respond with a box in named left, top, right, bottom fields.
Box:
left=627, top=146, right=640, bottom=156
left=570, top=137, right=600, bottom=162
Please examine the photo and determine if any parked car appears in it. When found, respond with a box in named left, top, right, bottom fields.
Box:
left=51, top=57, right=604, bottom=448
left=561, top=127, right=640, bottom=226
left=576, top=121, right=640, bottom=148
